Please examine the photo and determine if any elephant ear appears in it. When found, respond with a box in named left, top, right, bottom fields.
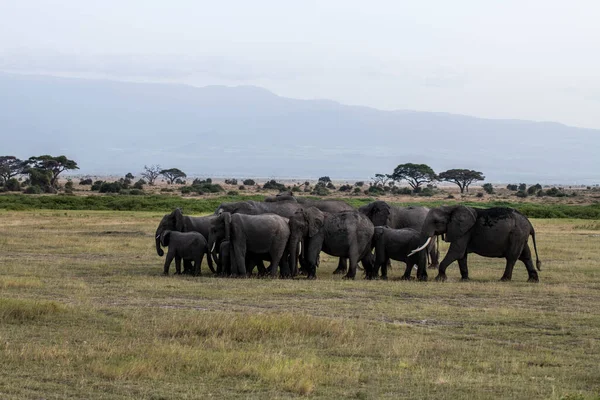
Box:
left=173, top=208, right=185, bottom=232
left=306, top=207, right=324, bottom=237
left=161, top=231, right=171, bottom=247
left=223, top=212, right=232, bottom=240
left=446, top=206, right=477, bottom=242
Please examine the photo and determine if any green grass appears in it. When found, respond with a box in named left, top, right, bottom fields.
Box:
left=1, top=210, right=600, bottom=399
left=2, top=193, right=600, bottom=219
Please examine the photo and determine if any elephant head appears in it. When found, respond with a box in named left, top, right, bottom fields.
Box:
left=287, top=207, right=324, bottom=275
left=410, top=205, right=477, bottom=255
left=160, top=230, right=172, bottom=247
left=207, top=211, right=232, bottom=255
left=359, top=201, right=391, bottom=227
left=264, top=191, right=296, bottom=203
left=155, top=208, right=185, bottom=257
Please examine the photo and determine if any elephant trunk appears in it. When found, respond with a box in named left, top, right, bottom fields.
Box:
left=155, top=229, right=164, bottom=257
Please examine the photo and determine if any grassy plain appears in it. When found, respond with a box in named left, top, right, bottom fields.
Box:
left=1, top=210, right=599, bottom=399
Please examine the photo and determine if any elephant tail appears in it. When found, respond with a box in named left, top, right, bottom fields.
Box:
left=531, top=226, right=542, bottom=271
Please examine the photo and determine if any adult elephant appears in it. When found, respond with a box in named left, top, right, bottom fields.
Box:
left=155, top=208, right=216, bottom=274
left=217, top=198, right=351, bottom=275
left=207, top=212, right=291, bottom=278
left=410, top=206, right=542, bottom=282
left=359, top=201, right=439, bottom=269
left=287, top=207, right=374, bottom=279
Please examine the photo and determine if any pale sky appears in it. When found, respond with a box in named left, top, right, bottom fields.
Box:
left=2, top=0, right=600, bottom=129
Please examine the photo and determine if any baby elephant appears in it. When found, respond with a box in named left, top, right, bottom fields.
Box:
left=158, top=230, right=214, bottom=276
left=370, top=226, right=428, bottom=281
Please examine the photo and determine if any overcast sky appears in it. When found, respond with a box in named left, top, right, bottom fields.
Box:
left=2, top=0, right=600, bottom=129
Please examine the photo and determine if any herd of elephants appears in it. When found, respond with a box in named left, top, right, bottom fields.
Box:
left=154, top=192, right=543, bottom=282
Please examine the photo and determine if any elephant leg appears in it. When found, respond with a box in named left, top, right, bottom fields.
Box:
left=279, top=253, right=291, bottom=278
left=519, top=244, right=539, bottom=282
left=436, top=242, right=467, bottom=281
left=457, top=256, right=469, bottom=281
left=400, top=261, right=413, bottom=280
left=361, top=252, right=375, bottom=279
left=500, top=257, right=518, bottom=281
left=175, top=256, right=182, bottom=275
left=231, top=241, right=247, bottom=278
left=183, top=259, right=193, bottom=275
left=343, top=246, right=360, bottom=280
left=195, top=254, right=204, bottom=276
left=415, top=251, right=428, bottom=281
left=332, top=257, right=348, bottom=275
left=163, top=253, right=174, bottom=275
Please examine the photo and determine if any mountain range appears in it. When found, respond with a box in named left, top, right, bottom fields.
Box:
left=1, top=72, right=598, bottom=184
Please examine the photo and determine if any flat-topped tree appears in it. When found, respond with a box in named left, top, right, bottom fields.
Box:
left=160, top=168, right=187, bottom=184
left=26, top=155, right=79, bottom=189
left=0, top=156, right=26, bottom=184
left=438, top=169, right=485, bottom=193
left=390, top=163, right=436, bottom=193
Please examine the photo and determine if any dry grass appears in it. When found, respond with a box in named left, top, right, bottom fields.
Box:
left=0, top=210, right=599, bottom=399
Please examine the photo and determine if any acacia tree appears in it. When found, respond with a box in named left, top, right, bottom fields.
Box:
left=160, top=168, right=187, bottom=184
left=25, top=155, right=79, bottom=189
left=141, top=165, right=161, bottom=185
left=372, top=173, right=393, bottom=187
left=0, top=156, right=25, bottom=184
left=438, top=169, right=485, bottom=193
left=390, top=163, right=436, bottom=193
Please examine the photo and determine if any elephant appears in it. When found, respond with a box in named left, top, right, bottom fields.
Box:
left=207, top=212, right=291, bottom=278
left=410, top=206, right=542, bottom=282
left=370, top=226, right=427, bottom=281
left=155, top=209, right=216, bottom=274
left=359, top=201, right=440, bottom=269
left=287, top=207, right=374, bottom=279
left=263, top=193, right=355, bottom=274
left=158, top=230, right=213, bottom=276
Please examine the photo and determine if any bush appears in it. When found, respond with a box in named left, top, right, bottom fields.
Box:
left=515, top=190, right=528, bottom=198
left=160, top=188, right=174, bottom=192
left=318, top=176, right=331, bottom=183
left=243, top=179, right=255, bottom=186
left=518, top=183, right=527, bottom=191
left=99, top=182, right=123, bottom=193
left=527, top=184, right=542, bottom=195
left=91, top=180, right=104, bottom=191
left=64, top=180, right=74, bottom=194
left=338, top=184, right=353, bottom=192
left=79, top=178, right=93, bottom=185
left=353, top=187, right=362, bottom=194
left=225, top=179, right=238, bottom=185
left=227, top=190, right=239, bottom=196
left=476, top=192, right=484, bottom=198
left=128, top=189, right=144, bottom=195
left=291, top=185, right=301, bottom=192
left=238, top=185, right=246, bottom=190
left=175, top=178, right=186, bottom=185
left=311, top=186, right=330, bottom=196
left=303, top=186, right=311, bottom=192
left=355, top=181, right=364, bottom=187
left=507, top=184, right=518, bottom=191
left=133, top=179, right=145, bottom=190
left=366, top=186, right=385, bottom=196
left=326, top=182, right=336, bottom=190
left=193, top=178, right=212, bottom=185
left=24, top=185, right=42, bottom=194
left=263, top=180, right=287, bottom=191
left=482, top=183, right=494, bottom=194
left=417, top=187, right=434, bottom=197
left=392, top=187, right=413, bottom=195
left=4, top=178, right=20, bottom=192
left=537, top=190, right=545, bottom=197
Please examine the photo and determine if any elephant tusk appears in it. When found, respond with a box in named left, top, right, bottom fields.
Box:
left=210, top=242, right=216, bottom=253
left=408, top=237, right=432, bottom=257
left=156, top=234, right=161, bottom=239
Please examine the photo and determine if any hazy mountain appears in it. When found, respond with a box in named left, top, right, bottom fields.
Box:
left=1, top=72, right=598, bottom=183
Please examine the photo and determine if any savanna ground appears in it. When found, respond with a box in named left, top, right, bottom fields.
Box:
left=1, top=210, right=599, bottom=399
